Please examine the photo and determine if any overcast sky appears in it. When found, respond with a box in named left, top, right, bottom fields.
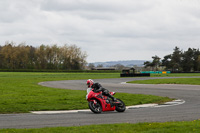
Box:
left=1, top=0, right=200, bottom=63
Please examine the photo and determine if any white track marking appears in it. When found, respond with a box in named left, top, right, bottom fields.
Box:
left=31, top=99, right=185, bottom=114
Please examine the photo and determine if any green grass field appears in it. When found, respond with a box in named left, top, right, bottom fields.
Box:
left=127, top=78, right=200, bottom=85
left=0, top=72, right=172, bottom=113
left=1, top=120, right=200, bottom=133
left=151, top=73, right=200, bottom=77
left=1, top=72, right=200, bottom=132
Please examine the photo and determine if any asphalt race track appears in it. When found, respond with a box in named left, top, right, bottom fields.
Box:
left=1, top=77, right=200, bottom=129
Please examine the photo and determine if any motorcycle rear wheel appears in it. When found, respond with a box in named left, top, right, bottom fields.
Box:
left=115, top=99, right=126, bottom=112
left=89, top=101, right=102, bottom=113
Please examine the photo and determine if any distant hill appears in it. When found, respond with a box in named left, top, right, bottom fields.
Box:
left=90, top=60, right=150, bottom=67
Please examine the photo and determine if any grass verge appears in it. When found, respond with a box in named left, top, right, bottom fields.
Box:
left=1, top=120, right=200, bottom=132
left=151, top=73, right=200, bottom=77
left=127, top=78, right=200, bottom=85
left=0, top=72, right=172, bottom=113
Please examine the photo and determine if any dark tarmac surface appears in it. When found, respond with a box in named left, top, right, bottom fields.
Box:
left=1, top=77, right=200, bottom=129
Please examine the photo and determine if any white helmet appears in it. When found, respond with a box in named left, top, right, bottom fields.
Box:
left=86, top=79, right=94, bottom=88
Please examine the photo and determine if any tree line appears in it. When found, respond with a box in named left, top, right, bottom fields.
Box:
left=0, top=42, right=87, bottom=70
left=144, top=46, right=200, bottom=72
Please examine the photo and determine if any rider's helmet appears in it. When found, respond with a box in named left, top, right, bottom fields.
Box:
left=86, top=79, right=94, bottom=88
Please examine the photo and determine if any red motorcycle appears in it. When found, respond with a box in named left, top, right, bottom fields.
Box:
left=86, top=89, right=126, bottom=113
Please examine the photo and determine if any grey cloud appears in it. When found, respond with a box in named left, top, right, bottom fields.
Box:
left=1, top=0, right=200, bottom=62
left=40, top=0, right=153, bottom=14
left=0, top=1, right=40, bottom=23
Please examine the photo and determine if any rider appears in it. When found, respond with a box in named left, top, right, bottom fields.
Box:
left=86, top=79, right=94, bottom=100
left=86, top=79, right=116, bottom=101
left=86, top=79, right=94, bottom=93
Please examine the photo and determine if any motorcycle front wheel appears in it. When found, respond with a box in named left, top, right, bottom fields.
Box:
left=88, top=101, right=102, bottom=113
left=115, top=99, right=126, bottom=112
